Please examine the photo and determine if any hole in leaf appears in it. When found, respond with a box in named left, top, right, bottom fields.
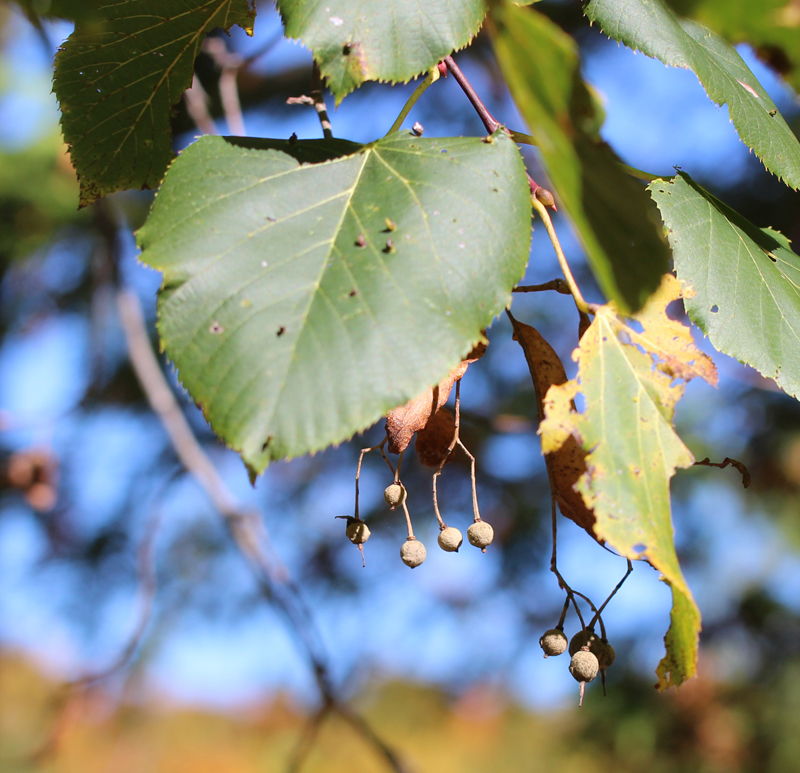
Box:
left=710, top=305, right=719, bottom=313
left=632, top=543, right=647, bottom=554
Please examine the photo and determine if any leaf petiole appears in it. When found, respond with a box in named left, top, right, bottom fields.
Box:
left=386, top=68, right=438, bottom=135
left=531, top=195, right=591, bottom=315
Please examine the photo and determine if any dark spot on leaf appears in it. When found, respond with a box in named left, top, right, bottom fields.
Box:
left=266, top=215, right=276, bottom=222
left=349, top=290, right=357, bottom=297
left=277, top=326, right=286, bottom=337
left=209, top=321, right=224, bottom=334
left=769, top=109, right=777, bottom=117
left=262, top=437, right=273, bottom=452
left=710, top=305, right=719, bottom=313
left=343, top=44, right=351, bottom=55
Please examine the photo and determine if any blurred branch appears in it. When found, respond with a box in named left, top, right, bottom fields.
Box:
left=184, top=75, right=218, bottom=135
left=203, top=37, right=246, bottom=136
left=94, top=207, right=408, bottom=772
left=30, top=506, right=163, bottom=762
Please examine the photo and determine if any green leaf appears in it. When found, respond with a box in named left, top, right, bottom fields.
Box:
left=490, top=2, right=670, bottom=312
left=138, top=131, right=531, bottom=476
left=13, top=0, right=103, bottom=22
left=540, top=276, right=717, bottom=688
left=54, top=0, right=255, bottom=207
left=276, top=0, right=486, bottom=102
left=662, top=0, right=800, bottom=95
left=585, top=0, right=800, bottom=189
left=650, top=172, right=800, bottom=399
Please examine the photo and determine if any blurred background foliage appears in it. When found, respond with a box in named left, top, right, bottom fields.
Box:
left=3, top=1, right=800, bottom=771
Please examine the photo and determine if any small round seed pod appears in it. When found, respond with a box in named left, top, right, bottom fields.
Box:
left=346, top=520, right=370, bottom=545
left=437, top=526, right=463, bottom=552
left=595, top=639, right=616, bottom=670
left=400, top=538, right=426, bottom=568
left=467, top=520, right=494, bottom=551
left=384, top=482, right=407, bottom=509
left=539, top=628, right=568, bottom=658
left=569, top=649, right=599, bottom=683
left=569, top=629, right=601, bottom=657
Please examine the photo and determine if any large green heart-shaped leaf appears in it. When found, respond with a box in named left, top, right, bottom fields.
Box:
left=650, top=172, right=800, bottom=399
left=276, top=0, right=486, bottom=102
left=491, top=2, right=670, bottom=312
left=54, top=0, right=255, bottom=206
left=585, top=0, right=800, bottom=189
left=540, top=276, right=717, bottom=688
left=138, top=131, right=531, bottom=476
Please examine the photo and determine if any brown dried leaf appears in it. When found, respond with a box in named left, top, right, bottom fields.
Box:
left=507, top=312, right=597, bottom=537
left=385, top=338, right=486, bottom=454
left=415, top=407, right=457, bottom=468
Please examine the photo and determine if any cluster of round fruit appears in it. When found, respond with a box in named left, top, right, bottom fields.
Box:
left=341, top=481, right=495, bottom=568
left=539, top=626, right=615, bottom=705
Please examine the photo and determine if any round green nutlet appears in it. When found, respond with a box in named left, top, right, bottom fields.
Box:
left=467, top=520, right=494, bottom=551
left=569, top=629, right=601, bottom=657
left=539, top=628, right=568, bottom=658
left=346, top=520, right=370, bottom=545
left=384, top=482, right=407, bottom=509
left=569, top=649, right=599, bottom=683
left=438, top=526, right=463, bottom=552
left=400, top=538, right=426, bottom=568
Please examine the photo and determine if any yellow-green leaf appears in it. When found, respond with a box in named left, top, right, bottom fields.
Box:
left=539, top=275, right=717, bottom=688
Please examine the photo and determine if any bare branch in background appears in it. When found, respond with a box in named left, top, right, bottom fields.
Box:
left=203, top=37, right=246, bottom=136
left=184, top=74, right=218, bottom=135
left=29, top=506, right=163, bottom=762
left=95, top=205, right=407, bottom=773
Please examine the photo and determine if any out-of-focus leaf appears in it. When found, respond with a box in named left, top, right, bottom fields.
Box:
left=586, top=0, right=800, bottom=189
left=276, top=0, right=486, bottom=102
left=138, top=131, right=531, bottom=477
left=54, top=0, right=255, bottom=206
left=539, top=275, right=717, bottom=688
left=650, top=172, right=800, bottom=399
left=490, top=1, right=669, bottom=312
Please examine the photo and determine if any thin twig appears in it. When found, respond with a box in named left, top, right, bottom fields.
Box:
left=286, top=703, right=332, bottom=773
left=512, top=279, right=572, bottom=295
left=694, top=456, right=751, bottom=488
left=587, top=560, right=633, bottom=632
left=530, top=195, right=590, bottom=314
left=310, top=61, right=333, bottom=139
left=203, top=37, right=246, bottom=136
left=184, top=74, right=218, bottom=135
left=29, top=506, right=163, bottom=762
left=387, top=70, right=436, bottom=135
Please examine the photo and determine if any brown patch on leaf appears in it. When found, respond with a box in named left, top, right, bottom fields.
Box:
left=508, top=312, right=597, bottom=538
left=385, top=337, right=487, bottom=454
left=416, top=407, right=457, bottom=467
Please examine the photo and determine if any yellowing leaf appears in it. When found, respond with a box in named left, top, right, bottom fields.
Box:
left=539, top=275, right=716, bottom=688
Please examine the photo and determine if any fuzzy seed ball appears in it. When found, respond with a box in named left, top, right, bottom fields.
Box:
left=400, top=539, right=426, bottom=568
left=539, top=628, right=568, bottom=658
left=569, top=650, right=599, bottom=683
left=467, top=520, right=494, bottom=550
left=437, top=526, right=463, bottom=553
left=346, top=520, right=370, bottom=545
left=569, top=629, right=601, bottom=657
left=384, top=482, right=407, bottom=509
